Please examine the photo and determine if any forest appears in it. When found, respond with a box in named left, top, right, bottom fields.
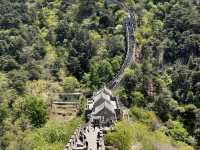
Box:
left=0, top=0, right=199, bottom=150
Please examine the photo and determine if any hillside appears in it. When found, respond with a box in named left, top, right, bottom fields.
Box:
left=0, top=0, right=199, bottom=150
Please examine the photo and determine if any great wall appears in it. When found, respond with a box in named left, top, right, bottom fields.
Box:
left=63, top=0, right=137, bottom=149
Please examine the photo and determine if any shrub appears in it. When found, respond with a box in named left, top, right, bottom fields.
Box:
left=131, top=91, right=145, bottom=107
left=7, top=118, right=83, bottom=150
left=24, top=95, right=48, bottom=127
left=105, top=120, right=133, bottom=150
left=130, top=107, right=158, bottom=129
left=78, top=95, right=86, bottom=115
left=63, top=76, right=79, bottom=92
left=165, top=120, right=194, bottom=144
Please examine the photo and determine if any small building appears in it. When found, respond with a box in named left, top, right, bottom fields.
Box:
left=94, top=86, right=113, bottom=98
left=92, top=100, right=116, bottom=126
left=86, top=87, right=121, bottom=127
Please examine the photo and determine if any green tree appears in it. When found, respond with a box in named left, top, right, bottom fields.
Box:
left=8, top=69, right=29, bottom=94
left=68, top=29, right=95, bottom=79
left=78, top=95, right=86, bottom=116
left=97, top=60, right=114, bottom=82
left=108, top=35, right=125, bottom=57
left=166, top=120, right=191, bottom=144
left=0, top=73, right=9, bottom=92
left=89, top=59, right=113, bottom=89
left=63, top=76, right=79, bottom=92
left=0, top=0, right=30, bottom=29
left=123, top=68, right=137, bottom=93
left=0, top=103, right=8, bottom=124
left=24, top=95, right=48, bottom=127
left=131, top=91, right=145, bottom=107
left=154, top=89, right=173, bottom=121
left=105, top=120, right=133, bottom=150
left=111, top=56, right=122, bottom=72
left=88, top=62, right=101, bottom=89
left=163, top=0, right=200, bottom=62
left=77, top=0, right=95, bottom=20
left=181, top=104, right=197, bottom=134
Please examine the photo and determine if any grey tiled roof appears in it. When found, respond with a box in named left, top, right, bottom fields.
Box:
left=93, top=101, right=115, bottom=115
left=94, top=92, right=110, bottom=102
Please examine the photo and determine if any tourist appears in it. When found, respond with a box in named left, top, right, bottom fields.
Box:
left=84, top=134, right=86, bottom=141
left=85, top=141, right=88, bottom=150
left=79, top=134, right=83, bottom=143
left=97, top=132, right=101, bottom=139
left=93, top=124, right=96, bottom=131
left=97, top=141, right=100, bottom=150
left=80, top=130, right=83, bottom=136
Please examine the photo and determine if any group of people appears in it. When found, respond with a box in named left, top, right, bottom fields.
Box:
left=76, top=122, right=103, bottom=150
left=78, top=127, right=88, bottom=149
left=107, top=18, right=134, bottom=89
left=68, top=121, right=103, bottom=150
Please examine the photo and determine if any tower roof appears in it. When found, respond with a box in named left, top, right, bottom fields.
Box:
left=94, top=92, right=110, bottom=102
left=93, top=92, right=111, bottom=108
left=103, top=86, right=113, bottom=97
left=92, top=100, right=115, bottom=116
left=94, top=86, right=113, bottom=97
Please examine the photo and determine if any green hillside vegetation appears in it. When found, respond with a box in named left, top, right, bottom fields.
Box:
left=0, top=0, right=127, bottom=149
left=3, top=118, right=82, bottom=150
left=0, top=0, right=199, bottom=149
left=105, top=120, right=194, bottom=150
left=117, top=0, right=200, bottom=147
left=105, top=107, right=195, bottom=150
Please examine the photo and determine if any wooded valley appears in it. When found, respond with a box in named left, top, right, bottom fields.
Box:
left=0, top=0, right=199, bottom=149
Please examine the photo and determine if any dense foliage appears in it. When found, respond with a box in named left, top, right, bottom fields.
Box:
left=0, top=0, right=127, bottom=148
left=0, top=0, right=199, bottom=149
left=3, top=118, right=82, bottom=150
left=105, top=119, right=194, bottom=150
left=117, top=0, right=200, bottom=147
